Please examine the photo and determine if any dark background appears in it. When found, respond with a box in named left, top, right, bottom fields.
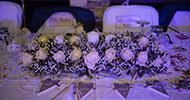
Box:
left=1, top=0, right=190, bottom=32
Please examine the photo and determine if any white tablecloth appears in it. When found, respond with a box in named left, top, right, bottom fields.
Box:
left=0, top=32, right=190, bottom=100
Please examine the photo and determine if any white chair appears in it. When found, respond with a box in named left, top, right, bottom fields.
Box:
left=0, top=1, right=22, bottom=34
left=169, top=11, right=190, bottom=32
left=103, top=5, right=159, bottom=32
left=37, top=12, right=77, bottom=34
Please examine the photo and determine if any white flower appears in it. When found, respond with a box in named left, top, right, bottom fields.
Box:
left=137, top=51, right=148, bottom=66
left=76, top=25, right=84, bottom=33
left=70, top=47, right=82, bottom=61
left=121, top=48, right=134, bottom=60
left=153, top=55, right=163, bottom=66
left=105, top=34, right=116, bottom=43
left=22, top=53, right=33, bottom=66
left=38, top=35, right=49, bottom=43
left=138, top=36, right=149, bottom=46
left=36, top=48, right=48, bottom=60
left=84, top=50, right=100, bottom=70
left=70, top=36, right=80, bottom=44
left=54, top=35, right=64, bottom=44
left=123, top=36, right=131, bottom=42
left=53, top=51, right=65, bottom=63
left=87, top=31, right=99, bottom=44
left=105, top=48, right=116, bottom=62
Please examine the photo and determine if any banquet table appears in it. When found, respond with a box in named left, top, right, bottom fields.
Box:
left=0, top=32, right=190, bottom=100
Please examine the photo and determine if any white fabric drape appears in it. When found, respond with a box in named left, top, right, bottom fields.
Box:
left=169, top=11, right=190, bottom=32
left=103, top=5, right=159, bottom=32
left=0, top=1, right=22, bottom=34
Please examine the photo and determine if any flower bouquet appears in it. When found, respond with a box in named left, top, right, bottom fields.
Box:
left=21, top=30, right=169, bottom=78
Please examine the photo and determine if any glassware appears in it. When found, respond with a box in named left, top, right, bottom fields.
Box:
left=150, top=25, right=163, bottom=36
left=175, top=34, right=189, bottom=40
left=150, top=25, right=174, bottom=44
left=150, top=25, right=163, bottom=42
left=168, top=27, right=189, bottom=46
left=136, top=20, right=150, bottom=34
left=175, top=33, right=189, bottom=47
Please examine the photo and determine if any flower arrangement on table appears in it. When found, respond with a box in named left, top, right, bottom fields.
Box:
left=21, top=29, right=169, bottom=78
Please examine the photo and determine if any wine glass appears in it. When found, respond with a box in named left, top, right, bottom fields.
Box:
left=150, top=25, right=172, bottom=44
left=168, top=27, right=189, bottom=45
left=151, top=25, right=163, bottom=36
left=175, top=33, right=189, bottom=47
left=136, top=20, right=150, bottom=34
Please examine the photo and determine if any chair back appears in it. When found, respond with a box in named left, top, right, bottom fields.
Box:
left=37, top=12, right=77, bottom=34
left=103, top=5, right=159, bottom=32
left=169, top=11, right=190, bottom=32
left=0, top=1, right=22, bottom=33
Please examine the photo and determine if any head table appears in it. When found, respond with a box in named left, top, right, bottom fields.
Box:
left=0, top=31, right=190, bottom=100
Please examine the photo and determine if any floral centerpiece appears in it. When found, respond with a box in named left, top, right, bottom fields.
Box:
left=21, top=30, right=169, bottom=78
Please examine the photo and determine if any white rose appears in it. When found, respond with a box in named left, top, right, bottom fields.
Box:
left=38, top=35, right=49, bottom=43
left=76, top=25, right=84, bottom=33
left=105, top=34, right=116, bottom=43
left=123, top=36, right=131, bottom=42
left=53, top=51, right=65, bottom=63
left=105, top=48, right=116, bottom=62
left=84, top=50, right=100, bottom=70
left=70, top=47, right=82, bottom=61
left=138, top=37, right=149, bottom=46
left=22, top=53, right=33, bottom=66
left=54, top=35, right=64, bottom=44
left=70, top=36, right=80, bottom=43
left=36, top=48, right=48, bottom=60
left=137, top=51, right=148, bottom=66
left=121, top=48, right=134, bottom=61
left=87, top=31, right=99, bottom=44
left=153, top=55, right=163, bottom=66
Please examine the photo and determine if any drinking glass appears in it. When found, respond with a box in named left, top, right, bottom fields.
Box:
left=175, top=32, right=189, bottom=47
left=136, top=20, right=150, bottom=34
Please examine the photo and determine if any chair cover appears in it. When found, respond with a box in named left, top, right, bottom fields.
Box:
left=169, top=11, right=190, bottom=32
left=29, top=6, right=95, bottom=33
left=37, top=12, right=77, bottom=34
left=0, top=1, right=22, bottom=33
left=103, top=5, right=159, bottom=32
